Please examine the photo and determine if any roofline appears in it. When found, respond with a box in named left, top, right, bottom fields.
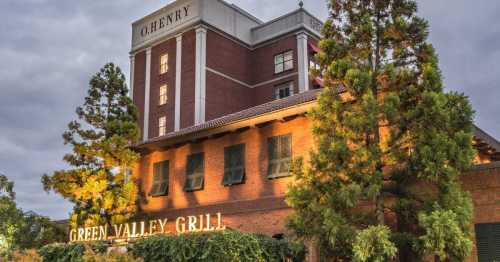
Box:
left=474, top=126, right=500, bottom=152
left=135, top=91, right=499, bottom=159
left=131, top=0, right=263, bottom=26
left=250, top=7, right=324, bottom=31
left=226, top=2, right=263, bottom=24
left=137, top=101, right=315, bottom=152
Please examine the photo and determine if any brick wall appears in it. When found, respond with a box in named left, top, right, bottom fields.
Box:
left=136, top=116, right=312, bottom=213
left=149, top=37, right=177, bottom=137
left=133, top=51, right=146, bottom=138
left=462, top=163, right=500, bottom=262
left=134, top=112, right=500, bottom=261
left=180, top=30, right=196, bottom=129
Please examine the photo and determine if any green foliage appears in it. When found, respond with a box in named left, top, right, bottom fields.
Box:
left=39, top=242, right=107, bottom=262
left=10, top=249, right=43, bottom=262
left=0, top=180, right=23, bottom=258
left=0, top=175, right=67, bottom=259
left=16, top=212, right=67, bottom=250
left=286, top=0, right=476, bottom=261
left=82, top=249, right=143, bottom=262
left=129, top=231, right=305, bottom=262
left=417, top=206, right=473, bottom=261
left=352, top=225, right=397, bottom=262
left=42, top=63, right=140, bottom=228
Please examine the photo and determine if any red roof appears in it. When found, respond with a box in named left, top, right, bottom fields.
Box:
left=137, top=88, right=499, bottom=160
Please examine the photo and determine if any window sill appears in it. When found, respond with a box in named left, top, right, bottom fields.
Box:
left=149, top=193, right=169, bottom=198
left=183, top=187, right=204, bottom=192
left=267, top=173, right=291, bottom=179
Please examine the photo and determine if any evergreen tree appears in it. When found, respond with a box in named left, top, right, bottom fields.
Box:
left=42, top=63, right=140, bottom=228
left=286, top=1, right=475, bottom=261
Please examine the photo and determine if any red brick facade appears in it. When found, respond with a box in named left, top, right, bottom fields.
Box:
left=130, top=2, right=500, bottom=261
left=133, top=26, right=320, bottom=139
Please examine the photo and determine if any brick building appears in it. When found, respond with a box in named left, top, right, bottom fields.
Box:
left=129, top=1, right=500, bottom=261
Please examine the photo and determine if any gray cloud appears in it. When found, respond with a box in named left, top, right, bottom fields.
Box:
left=0, top=0, right=498, bottom=220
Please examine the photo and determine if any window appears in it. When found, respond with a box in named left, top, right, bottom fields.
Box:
left=267, top=134, right=292, bottom=178
left=274, top=50, right=293, bottom=74
left=184, top=153, right=204, bottom=191
left=309, top=60, right=320, bottom=71
left=222, top=144, right=245, bottom=186
left=159, top=54, right=168, bottom=74
left=275, top=82, right=294, bottom=99
left=158, top=116, right=166, bottom=137
left=150, top=160, right=169, bottom=196
left=159, top=85, right=167, bottom=105
left=475, top=223, right=500, bottom=262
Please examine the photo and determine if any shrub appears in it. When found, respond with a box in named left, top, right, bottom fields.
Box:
left=129, top=231, right=305, bottom=262
left=38, top=242, right=107, bottom=262
left=82, top=248, right=142, bottom=262
left=10, top=249, right=42, bottom=262
left=38, top=231, right=305, bottom=262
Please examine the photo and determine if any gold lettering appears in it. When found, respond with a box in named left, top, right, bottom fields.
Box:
left=188, top=216, right=197, bottom=232
left=91, top=227, right=98, bottom=240
left=158, top=219, right=168, bottom=234
left=149, top=220, right=157, bottom=235
left=84, top=227, right=92, bottom=241
left=131, top=222, right=137, bottom=238
left=123, top=224, right=131, bottom=239
left=176, top=216, right=185, bottom=233
left=78, top=228, right=84, bottom=241
left=69, top=229, right=77, bottom=242
left=140, top=221, right=146, bottom=237
left=113, top=224, right=124, bottom=239
left=99, top=225, right=107, bottom=240
left=205, top=214, right=215, bottom=231
left=216, top=212, right=225, bottom=230
left=199, top=215, right=204, bottom=231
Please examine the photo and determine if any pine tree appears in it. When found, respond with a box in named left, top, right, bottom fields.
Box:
left=42, top=63, right=140, bottom=228
left=286, top=1, right=476, bottom=261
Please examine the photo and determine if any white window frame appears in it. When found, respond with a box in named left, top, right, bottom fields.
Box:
left=158, top=116, right=166, bottom=137
left=275, top=82, right=294, bottom=100
left=159, top=53, right=168, bottom=74
left=274, top=50, right=294, bottom=74
left=159, top=84, right=167, bottom=105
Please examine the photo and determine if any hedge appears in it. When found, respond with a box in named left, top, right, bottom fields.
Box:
left=129, top=231, right=305, bottom=262
left=38, top=241, right=107, bottom=262
left=38, top=231, right=305, bottom=262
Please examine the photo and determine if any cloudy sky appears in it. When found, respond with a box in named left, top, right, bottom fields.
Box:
left=1, top=0, right=499, bottom=220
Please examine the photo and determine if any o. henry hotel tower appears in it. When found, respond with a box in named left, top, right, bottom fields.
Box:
left=127, top=0, right=500, bottom=261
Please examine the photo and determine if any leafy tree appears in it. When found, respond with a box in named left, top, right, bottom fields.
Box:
left=16, top=211, right=67, bottom=249
left=286, top=0, right=475, bottom=261
left=0, top=174, right=23, bottom=259
left=0, top=174, right=68, bottom=258
left=42, top=63, right=140, bottom=228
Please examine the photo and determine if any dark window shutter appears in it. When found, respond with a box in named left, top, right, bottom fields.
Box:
left=475, top=223, right=500, bottom=262
left=150, top=160, right=169, bottom=196
left=223, top=144, right=245, bottom=186
left=184, top=153, right=204, bottom=191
